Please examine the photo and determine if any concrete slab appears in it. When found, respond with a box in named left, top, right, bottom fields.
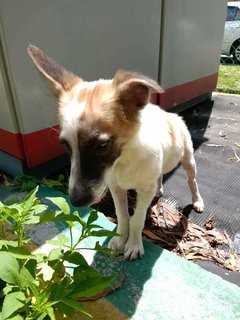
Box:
left=0, top=185, right=239, bottom=319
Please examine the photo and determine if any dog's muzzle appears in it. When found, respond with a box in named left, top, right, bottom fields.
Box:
left=69, top=188, right=93, bottom=207
left=69, top=184, right=106, bottom=207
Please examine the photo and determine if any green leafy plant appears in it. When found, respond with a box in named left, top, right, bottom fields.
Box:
left=11, top=175, right=41, bottom=192
left=0, top=186, right=118, bottom=319
left=43, top=174, right=68, bottom=194
left=12, top=174, right=69, bottom=194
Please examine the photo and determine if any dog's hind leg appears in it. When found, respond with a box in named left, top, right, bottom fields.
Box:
left=124, top=185, right=157, bottom=260
left=108, top=185, right=129, bottom=252
left=181, top=151, right=204, bottom=213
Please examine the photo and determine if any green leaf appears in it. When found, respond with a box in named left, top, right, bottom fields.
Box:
left=87, top=224, right=103, bottom=230
left=35, top=314, right=47, bottom=320
left=50, top=276, right=72, bottom=300
left=45, top=179, right=63, bottom=187
left=54, top=213, right=80, bottom=223
left=46, top=306, right=56, bottom=320
left=0, top=252, right=20, bottom=285
left=6, top=314, right=24, bottom=320
left=47, top=234, right=69, bottom=247
left=58, top=174, right=65, bottom=182
left=30, top=204, right=47, bottom=215
left=56, top=234, right=69, bottom=246
left=3, top=284, right=13, bottom=295
left=22, top=186, right=39, bottom=211
left=2, top=291, right=25, bottom=320
left=73, top=265, right=103, bottom=283
left=25, top=215, right=40, bottom=225
left=48, top=260, right=64, bottom=274
left=73, top=211, right=86, bottom=227
left=91, top=230, right=119, bottom=237
left=46, top=197, right=70, bottom=215
left=27, top=281, right=41, bottom=303
left=6, top=246, right=37, bottom=260
left=39, top=211, right=56, bottom=223
left=94, top=241, right=116, bottom=255
left=68, top=275, right=114, bottom=299
left=5, top=205, right=21, bottom=218
left=21, top=181, right=38, bottom=192
left=48, top=248, right=64, bottom=261
left=0, top=240, right=18, bottom=249
left=87, top=210, right=98, bottom=225
left=54, top=301, right=75, bottom=318
left=60, top=298, right=92, bottom=318
left=64, top=251, right=88, bottom=267
left=19, top=265, right=38, bottom=289
left=24, top=259, right=37, bottom=279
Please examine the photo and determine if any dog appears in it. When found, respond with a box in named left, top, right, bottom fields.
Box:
left=28, top=45, right=204, bottom=260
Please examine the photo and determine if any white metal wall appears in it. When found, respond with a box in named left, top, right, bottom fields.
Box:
left=160, top=0, right=227, bottom=89
left=0, top=58, right=18, bottom=133
left=0, top=0, right=162, bottom=134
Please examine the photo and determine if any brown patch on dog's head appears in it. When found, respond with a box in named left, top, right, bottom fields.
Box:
left=76, top=70, right=165, bottom=143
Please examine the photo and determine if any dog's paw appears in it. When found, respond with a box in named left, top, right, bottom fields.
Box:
left=124, top=240, right=144, bottom=260
left=193, top=200, right=204, bottom=213
left=108, top=236, right=127, bottom=254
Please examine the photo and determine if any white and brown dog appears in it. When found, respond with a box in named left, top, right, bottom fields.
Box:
left=28, top=45, right=204, bottom=260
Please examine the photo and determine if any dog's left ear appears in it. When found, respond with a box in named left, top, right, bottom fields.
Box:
left=113, top=70, right=164, bottom=109
left=28, top=44, right=81, bottom=100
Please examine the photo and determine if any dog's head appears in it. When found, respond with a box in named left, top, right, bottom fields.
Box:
left=28, top=45, right=164, bottom=206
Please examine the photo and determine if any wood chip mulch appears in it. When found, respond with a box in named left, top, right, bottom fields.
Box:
left=96, top=191, right=240, bottom=272
left=143, top=202, right=240, bottom=272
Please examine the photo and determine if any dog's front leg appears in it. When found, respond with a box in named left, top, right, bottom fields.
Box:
left=108, top=185, right=129, bottom=252
left=124, top=186, right=156, bottom=260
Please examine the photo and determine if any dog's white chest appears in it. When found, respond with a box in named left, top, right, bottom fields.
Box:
left=110, top=144, right=161, bottom=190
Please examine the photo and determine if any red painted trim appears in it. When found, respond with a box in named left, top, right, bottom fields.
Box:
left=0, top=128, right=25, bottom=160
left=21, top=125, right=65, bottom=167
left=0, top=73, right=218, bottom=168
left=0, top=126, right=65, bottom=167
left=159, top=73, right=218, bottom=110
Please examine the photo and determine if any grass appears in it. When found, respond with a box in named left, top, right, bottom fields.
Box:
left=216, top=62, right=240, bottom=94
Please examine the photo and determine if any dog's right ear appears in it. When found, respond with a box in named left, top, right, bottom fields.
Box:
left=28, top=44, right=81, bottom=99
left=113, top=70, right=164, bottom=111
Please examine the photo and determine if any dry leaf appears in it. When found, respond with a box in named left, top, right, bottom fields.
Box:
left=143, top=229, right=162, bottom=241
left=204, top=218, right=215, bottom=230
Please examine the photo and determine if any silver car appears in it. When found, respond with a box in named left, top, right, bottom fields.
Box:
left=222, top=1, right=240, bottom=63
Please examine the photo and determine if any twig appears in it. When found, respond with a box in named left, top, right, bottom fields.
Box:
left=216, top=117, right=236, bottom=121
left=205, top=143, right=224, bottom=148
left=232, top=148, right=240, bottom=162
left=232, top=141, right=240, bottom=149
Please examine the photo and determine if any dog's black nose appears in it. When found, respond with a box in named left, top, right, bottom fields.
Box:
left=70, top=190, right=92, bottom=207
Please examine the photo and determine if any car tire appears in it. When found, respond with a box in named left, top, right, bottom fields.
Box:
left=231, top=40, right=240, bottom=64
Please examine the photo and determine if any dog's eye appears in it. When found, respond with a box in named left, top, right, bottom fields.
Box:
left=96, top=139, right=111, bottom=151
